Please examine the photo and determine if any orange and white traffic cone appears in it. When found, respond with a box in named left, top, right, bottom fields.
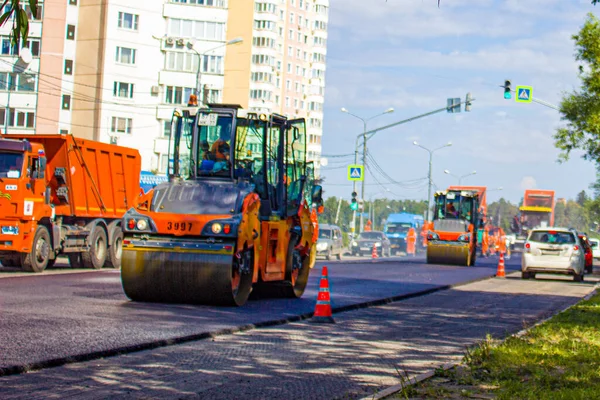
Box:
left=496, top=252, right=506, bottom=278
left=371, top=244, right=378, bottom=259
left=311, top=266, right=335, bottom=324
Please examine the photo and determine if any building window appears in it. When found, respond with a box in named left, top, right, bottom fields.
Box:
left=118, top=12, right=139, bottom=30
left=201, top=55, right=223, bottom=74
left=113, top=82, right=134, bottom=98
left=168, top=18, right=225, bottom=40
left=163, top=120, right=171, bottom=138
left=62, top=95, right=71, bottom=110
left=205, top=89, right=221, bottom=103
left=165, top=86, right=194, bottom=104
left=115, top=47, right=136, bottom=64
left=170, top=0, right=227, bottom=7
left=69, top=0, right=77, bottom=5
left=66, top=25, right=76, bottom=40
left=2, top=38, right=42, bottom=56
left=111, top=117, right=133, bottom=134
left=165, top=51, right=199, bottom=72
left=0, top=108, right=35, bottom=128
left=0, top=73, right=36, bottom=92
left=64, top=59, right=73, bottom=75
left=60, top=129, right=69, bottom=134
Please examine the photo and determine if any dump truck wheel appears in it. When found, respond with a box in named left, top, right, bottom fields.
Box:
left=21, top=226, right=51, bottom=273
left=68, top=254, right=83, bottom=268
left=105, top=227, right=123, bottom=269
left=82, top=225, right=108, bottom=269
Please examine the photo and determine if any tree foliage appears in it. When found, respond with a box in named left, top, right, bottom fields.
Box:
left=0, top=0, right=37, bottom=45
left=554, top=13, right=600, bottom=163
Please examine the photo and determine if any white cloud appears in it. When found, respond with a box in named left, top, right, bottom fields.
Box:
left=321, top=0, right=597, bottom=204
left=520, top=176, right=537, bottom=191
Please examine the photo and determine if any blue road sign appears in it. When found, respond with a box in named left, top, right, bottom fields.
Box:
left=348, top=164, right=364, bottom=181
left=515, top=86, right=533, bottom=103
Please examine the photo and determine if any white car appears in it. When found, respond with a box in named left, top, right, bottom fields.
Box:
left=521, top=228, right=585, bottom=282
left=588, top=238, right=600, bottom=260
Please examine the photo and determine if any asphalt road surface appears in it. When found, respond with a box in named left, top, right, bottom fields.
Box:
left=0, top=256, right=596, bottom=400
left=0, top=253, right=518, bottom=374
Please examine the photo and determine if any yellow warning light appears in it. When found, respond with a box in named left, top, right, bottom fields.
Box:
left=259, top=114, right=268, bottom=122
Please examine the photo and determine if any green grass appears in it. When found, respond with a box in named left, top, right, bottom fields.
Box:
left=396, top=291, right=600, bottom=399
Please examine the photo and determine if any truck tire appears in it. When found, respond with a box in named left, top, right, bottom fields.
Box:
left=105, top=226, right=123, bottom=269
left=82, top=225, right=108, bottom=269
left=21, top=225, right=51, bottom=273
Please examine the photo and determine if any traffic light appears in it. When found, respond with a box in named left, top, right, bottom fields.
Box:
left=503, top=80, right=512, bottom=100
left=465, top=92, right=472, bottom=112
left=350, top=191, right=358, bottom=210
left=358, top=199, right=364, bottom=211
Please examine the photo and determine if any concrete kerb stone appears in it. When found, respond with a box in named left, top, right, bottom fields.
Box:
left=366, top=277, right=599, bottom=400
left=0, top=269, right=503, bottom=378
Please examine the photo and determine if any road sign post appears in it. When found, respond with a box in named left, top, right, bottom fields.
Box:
left=515, top=86, right=533, bottom=103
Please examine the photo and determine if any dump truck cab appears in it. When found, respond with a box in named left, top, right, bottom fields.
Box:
left=0, top=138, right=51, bottom=258
left=121, top=104, right=323, bottom=306
left=426, top=189, right=481, bottom=266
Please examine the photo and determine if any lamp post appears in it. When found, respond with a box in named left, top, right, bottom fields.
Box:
left=444, top=169, right=477, bottom=185
left=190, top=37, right=243, bottom=103
left=341, top=107, right=394, bottom=235
left=413, top=141, right=452, bottom=220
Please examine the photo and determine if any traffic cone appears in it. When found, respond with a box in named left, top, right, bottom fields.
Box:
left=311, top=266, right=335, bottom=323
left=371, top=244, right=378, bottom=259
left=496, top=252, right=506, bottom=278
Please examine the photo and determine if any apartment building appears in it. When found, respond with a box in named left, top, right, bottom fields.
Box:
left=224, top=0, right=329, bottom=174
left=1, top=0, right=329, bottom=174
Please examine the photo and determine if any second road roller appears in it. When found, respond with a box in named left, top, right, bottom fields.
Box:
left=120, top=103, right=323, bottom=306
left=426, top=188, right=482, bottom=266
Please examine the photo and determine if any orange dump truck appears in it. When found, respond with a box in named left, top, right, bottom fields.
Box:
left=0, top=134, right=141, bottom=272
left=510, top=189, right=555, bottom=252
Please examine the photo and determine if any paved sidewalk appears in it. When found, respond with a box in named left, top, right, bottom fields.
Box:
left=1, top=272, right=597, bottom=400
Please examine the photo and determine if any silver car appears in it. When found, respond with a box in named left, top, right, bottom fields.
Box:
left=316, top=224, right=344, bottom=260
left=521, top=228, right=585, bottom=282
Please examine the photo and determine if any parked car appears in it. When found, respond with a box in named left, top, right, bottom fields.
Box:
left=588, top=238, right=600, bottom=260
left=521, top=228, right=585, bottom=282
left=316, top=224, right=344, bottom=260
left=577, top=233, right=594, bottom=274
left=351, top=231, right=391, bottom=257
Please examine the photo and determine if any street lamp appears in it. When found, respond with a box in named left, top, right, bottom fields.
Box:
left=413, top=141, right=452, bottom=220
left=341, top=106, right=394, bottom=235
left=190, top=37, right=243, bottom=103
left=444, top=169, right=476, bottom=185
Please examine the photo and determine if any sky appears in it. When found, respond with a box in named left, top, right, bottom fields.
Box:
left=320, top=0, right=598, bottom=205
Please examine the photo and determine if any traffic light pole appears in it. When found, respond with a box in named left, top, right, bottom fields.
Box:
left=360, top=120, right=367, bottom=233
left=502, top=81, right=559, bottom=111
left=351, top=135, right=360, bottom=238
left=360, top=97, right=475, bottom=138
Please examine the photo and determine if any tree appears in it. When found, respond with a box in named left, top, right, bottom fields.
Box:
left=576, top=190, right=588, bottom=206
left=554, top=13, right=600, bottom=163
left=0, top=1, right=37, bottom=45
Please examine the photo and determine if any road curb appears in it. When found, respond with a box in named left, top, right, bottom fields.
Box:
left=0, top=269, right=502, bottom=378
left=363, top=278, right=599, bottom=400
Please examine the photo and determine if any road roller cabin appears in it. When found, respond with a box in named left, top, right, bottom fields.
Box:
left=0, top=134, right=141, bottom=272
left=120, top=104, right=323, bottom=306
left=426, top=189, right=482, bottom=266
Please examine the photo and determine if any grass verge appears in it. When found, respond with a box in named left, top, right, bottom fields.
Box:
left=393, top=290, right=600, bottom=399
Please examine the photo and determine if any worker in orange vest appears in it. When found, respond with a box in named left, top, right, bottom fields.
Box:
left=365, top=220, right=372, bottom=232
left=406, top=227, right=417, bottom=257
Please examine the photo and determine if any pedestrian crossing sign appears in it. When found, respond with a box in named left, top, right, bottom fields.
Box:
left=347, top=165, right=364, bottom=181
left=515, top=86, right=533, bottom=103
